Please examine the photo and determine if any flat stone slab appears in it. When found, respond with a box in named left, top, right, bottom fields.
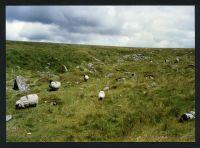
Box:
left=13, top=75, right=28, bottom=91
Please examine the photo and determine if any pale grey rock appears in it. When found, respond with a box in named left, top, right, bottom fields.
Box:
left=16, top=94, right=39, bottom=109
left=6, top=115, right=12, bottom=122
left=63, top=65, right=68, bottom=72
left=104, top=86, right=109, bottom=91
left=13, top=75, right=28, bottom=91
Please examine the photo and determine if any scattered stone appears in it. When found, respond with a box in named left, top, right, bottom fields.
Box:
left=87, top=63, right=96, bottom=72
left=175, top=57, right=180, bottom=63
left=145, top=73, right=155, bottom=80
left=49, top=80, right=61, bottom=91
left=187, top=64, right=195, bottom=69
left=27, top=132, right=32, bottom=135
left=87, top=63, right=93, bottom=69
left=123, top=53, right=150, bottom=61
left=165, top=59, right=170, bottom=63
left=124, top=72, right=131, bottom=75
left=143, top=91, right=147, bottom=95
left=63, top=65, right=68, bottom=72
left=104, top=86, right=109, bottom=91
left=6, top=115, right=12, bottom=122
left=105, top=73, right=113, bottom=78
left=51, top=101, right=57, bottom=106
left=147, top=82, right=157, bottom=88
left=116, top=77, right=125, bottom=81
left=179, top=111, right=195, bottom=122
left=13, top=75, right=29, bottom=91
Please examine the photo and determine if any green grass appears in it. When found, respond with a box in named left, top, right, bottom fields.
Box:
left=6, top=41, right=195, bottom=142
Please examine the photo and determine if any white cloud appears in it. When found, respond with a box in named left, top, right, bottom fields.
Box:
left=6, top=6, right=195, bottom=48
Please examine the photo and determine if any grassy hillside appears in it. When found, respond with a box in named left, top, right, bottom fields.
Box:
left=6, top=41, right=195, bottom=142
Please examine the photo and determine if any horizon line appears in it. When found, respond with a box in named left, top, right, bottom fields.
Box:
left=6, top=40, right=195, bottom=49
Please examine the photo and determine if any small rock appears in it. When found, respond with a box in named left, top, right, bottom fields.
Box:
left=87, top=63, right=96, bottom=72
left=143, top=91, right=147, bottom=95
left=147, top=82, right=157, bottom=88
left=6, top=115, right=12, bottom=122
left=165, top=59, right=170, bottom=63
left=106, top=73, right=113, bottom=78
left=51, top=101, right=57, bottom=106
left=49, top=81, right=61, bottom=91
left=116, top=77, right=125, bottom=81
left=87, top=63, right=93, bottom=69
left=76, top=66, right=80, bottom=69
left=187, top=64, right=195, bottom=69
left=145, top=74, right=155, bottom=80
left=63, top=65, right=68, bottom=72
left=175, top=57, right=180, bottom=63
left=27, top=132, right=32, bottom=135
left=104, top=86, right=109, bottom=91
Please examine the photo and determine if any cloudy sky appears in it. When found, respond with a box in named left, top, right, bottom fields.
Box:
left=6, top=6, right=194, bottom=48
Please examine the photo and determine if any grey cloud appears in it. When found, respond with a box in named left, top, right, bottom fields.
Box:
left=6, top=6, right=121, bottom=36
left=6, top=6, right=195, bottom=48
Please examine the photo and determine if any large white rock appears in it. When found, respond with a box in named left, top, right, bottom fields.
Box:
left=49, top=81, right=61, bottom=90
left=13, top=75, right=28, bottom=91
left=16, top=94, right=39, bottom=109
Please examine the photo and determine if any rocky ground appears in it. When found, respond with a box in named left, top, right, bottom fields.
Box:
left=6, top=41, right=195, bottom=142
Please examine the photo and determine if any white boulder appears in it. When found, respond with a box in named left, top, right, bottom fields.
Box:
left=49, top=80, right=61, bottom=90
left=16, top=94, right=39, bottom=109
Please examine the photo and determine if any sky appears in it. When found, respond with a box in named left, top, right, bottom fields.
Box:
left=6, top=6, right=195, bottom=48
